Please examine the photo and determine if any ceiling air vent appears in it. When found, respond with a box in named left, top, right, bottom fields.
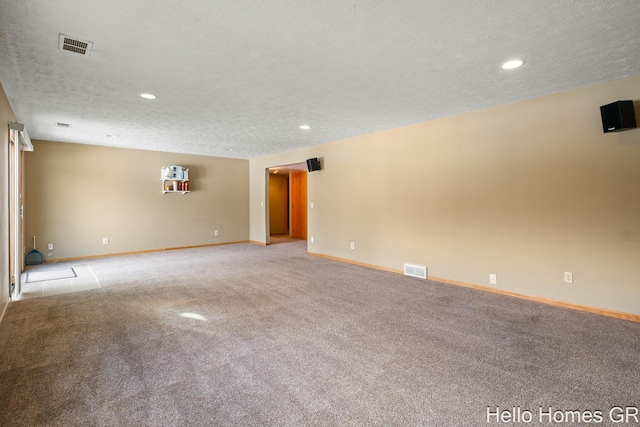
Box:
left=58, top=34, right=93, bottom=56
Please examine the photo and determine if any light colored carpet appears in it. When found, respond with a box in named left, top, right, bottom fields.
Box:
left=269, top=234, right=304, bottom=244
left=0, top=241, right=638, bottom=426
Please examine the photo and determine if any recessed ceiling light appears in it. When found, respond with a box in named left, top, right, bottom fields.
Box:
left=502, top=59, right=525, bottom=70
left=299, top=125, right=311, bottom=130
left=140, top=93, right=156, bottom=99
left=227, top=148, right=235, bottom=151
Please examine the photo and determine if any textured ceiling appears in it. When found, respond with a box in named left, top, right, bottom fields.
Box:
left=1, top=1, right=639, bottom=159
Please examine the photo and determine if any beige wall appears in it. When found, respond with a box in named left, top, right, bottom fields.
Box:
left=250, top=75, right=640, bottom=315
left=25, top=141, right=249, bottom=259
left=0, top=82, right=16, bottom=316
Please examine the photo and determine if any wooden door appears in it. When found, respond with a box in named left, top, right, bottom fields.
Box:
left=269, top=174, right=289, bottom=235
left=290, top=171, right=307, bottom=239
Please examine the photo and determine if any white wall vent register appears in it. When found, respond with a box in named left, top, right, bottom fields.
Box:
left=404, top=264, right=427, bottom=280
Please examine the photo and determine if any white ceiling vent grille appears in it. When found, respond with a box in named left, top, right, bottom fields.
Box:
left=404, top=264, right=427, bottom=280
left=58, top=34, right=93, bottom=56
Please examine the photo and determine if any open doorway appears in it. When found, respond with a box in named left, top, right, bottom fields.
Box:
left=268, top=163, right=307, bottom=245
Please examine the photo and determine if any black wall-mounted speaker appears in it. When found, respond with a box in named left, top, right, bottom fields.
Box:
left=600, top=100, right=637, bottom=133
left=306, top=158, right=321, bottom=172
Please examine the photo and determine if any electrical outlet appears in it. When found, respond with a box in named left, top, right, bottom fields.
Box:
left=103, top=237, right=109, bottom=245
left=350, top=242, right=355, bottom=250
left=564, top=272, right=573, bottom=283
left=310, top=236, right=314, bottom=243
left=48, top=252, right=52, bottom=257
left=214, top=230, right=219, bottom=236
left=489, top=274, right=497, bottom=285
left=310, top=202, right=314, bottom=209
left=47, top=243, right=54, bottom=250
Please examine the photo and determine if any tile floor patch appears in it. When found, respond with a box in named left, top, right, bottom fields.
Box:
left=19, top=265, right=101, bottom=300
left=26, top=268, right=77, bottom=283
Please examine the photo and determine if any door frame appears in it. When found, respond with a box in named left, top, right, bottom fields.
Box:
left=8, top=127, right=26, bottom=300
